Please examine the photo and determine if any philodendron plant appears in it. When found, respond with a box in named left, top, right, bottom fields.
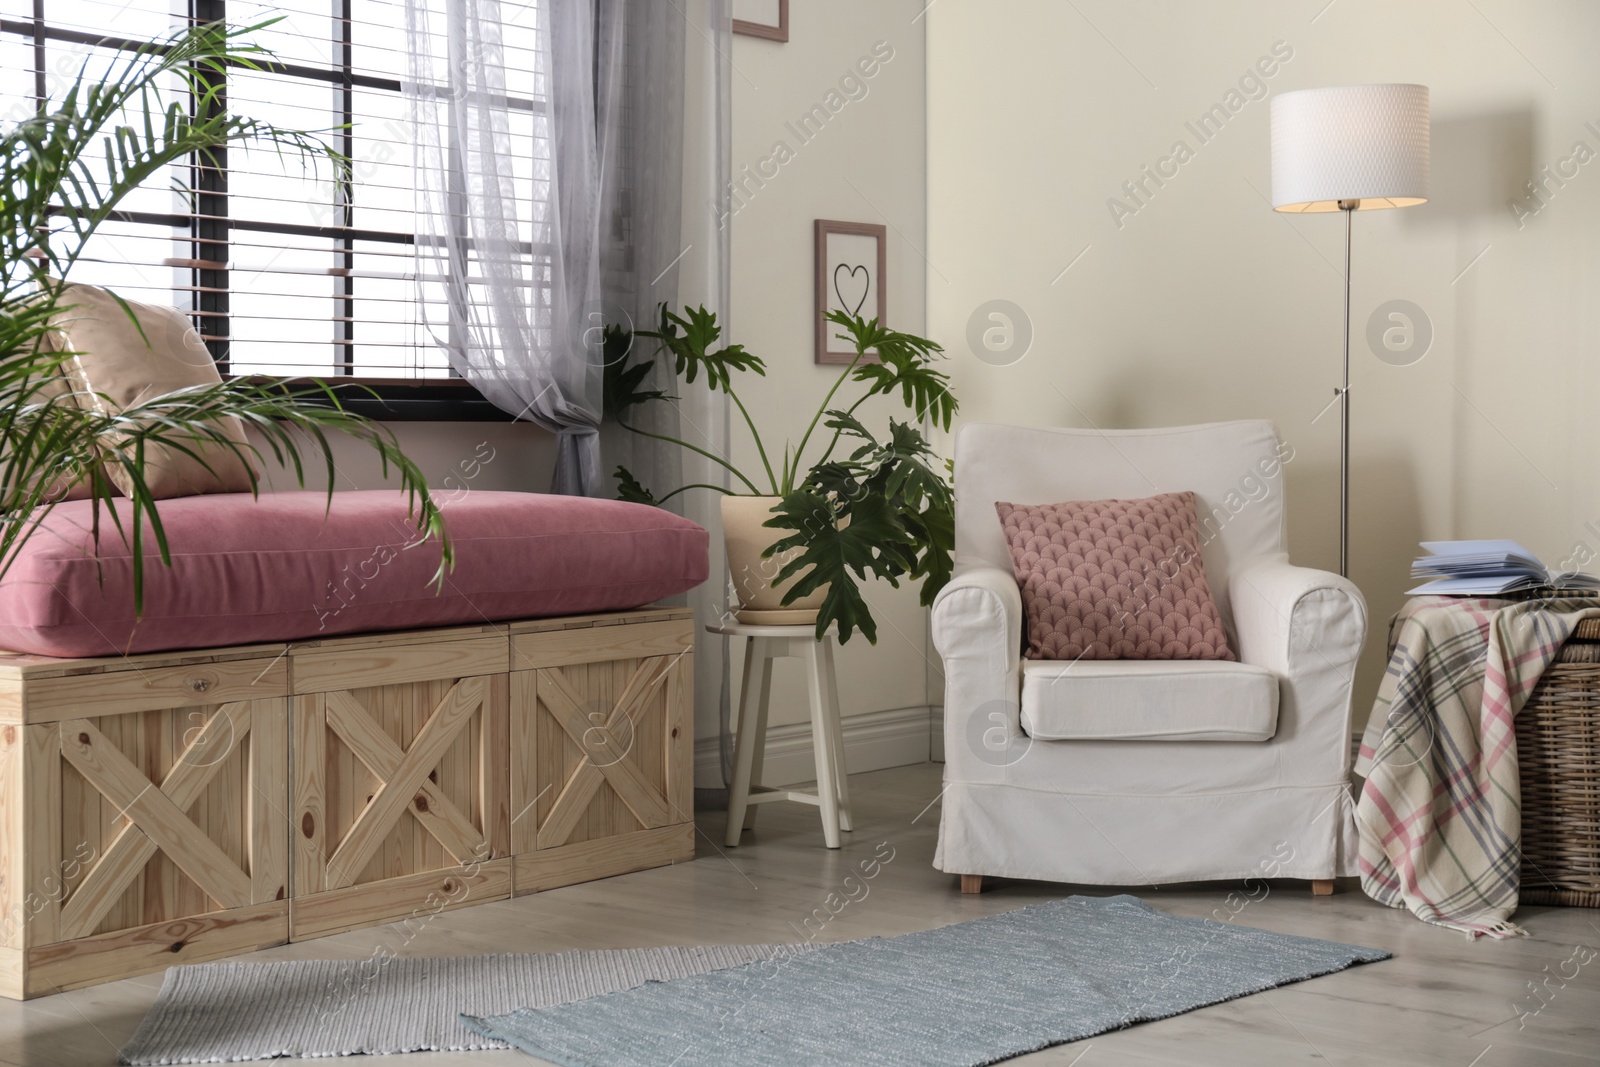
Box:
left=605, top=305, right=957, bottom=644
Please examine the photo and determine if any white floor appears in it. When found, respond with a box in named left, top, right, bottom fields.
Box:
left=3, top=761, right=1597, bottom=1066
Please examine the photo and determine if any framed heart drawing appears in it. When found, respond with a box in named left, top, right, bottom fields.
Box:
left=732, top=0, right=788, bottom=42
left=814, top=219, right=887, bottom=364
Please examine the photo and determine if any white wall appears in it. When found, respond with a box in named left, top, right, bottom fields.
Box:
left=729, top=1, right=932, bottom=731
left=928, top=0, right=1600, bottom=720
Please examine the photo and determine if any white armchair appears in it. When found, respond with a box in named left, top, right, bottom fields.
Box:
left=932, top=421, right=1366, bottom=892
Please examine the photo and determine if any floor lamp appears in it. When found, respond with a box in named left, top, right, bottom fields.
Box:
left=1269, top=84, right=1430, bottom=578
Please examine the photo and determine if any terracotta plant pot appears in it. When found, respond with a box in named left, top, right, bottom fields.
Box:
left=721, top=494, right=826, bottom=625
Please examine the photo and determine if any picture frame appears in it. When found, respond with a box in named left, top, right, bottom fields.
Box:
left=814, top=219, right=887, bottom=364
left=732, top=0, right=788, bottom=42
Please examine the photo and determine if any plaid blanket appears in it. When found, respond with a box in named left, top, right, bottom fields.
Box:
left=1355, top=595, right=1600, bottom=938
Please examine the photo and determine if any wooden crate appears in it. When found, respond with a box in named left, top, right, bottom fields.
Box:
left=289, top=628, right=512, bottom=940
left=0, top=608, right=696, bottom=998
left=508, top=611, right=696, bottom=893
left=0, top=646, right=292, bottom=998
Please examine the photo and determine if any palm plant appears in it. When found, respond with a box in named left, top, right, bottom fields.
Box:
left=606, top=305, right=957, bottom=644
left=2, top=19, right=449, bottom=609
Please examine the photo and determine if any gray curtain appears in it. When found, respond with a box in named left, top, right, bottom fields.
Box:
left=669, top=0, right=735, bottom=787
left=405, top=0, right=693, bottom=497
left=602, top=0, right=735, bottom=787
left=593, top=0, right=687, bottom=505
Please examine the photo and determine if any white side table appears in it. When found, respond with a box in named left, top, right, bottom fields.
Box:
left=710, top=622, right=853, bottom=849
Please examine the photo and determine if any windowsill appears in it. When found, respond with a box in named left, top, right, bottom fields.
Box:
left=233, top=376, right=516, bottom=423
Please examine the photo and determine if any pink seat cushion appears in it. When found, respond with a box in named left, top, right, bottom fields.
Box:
left=0, top=491, right=709, bottom=658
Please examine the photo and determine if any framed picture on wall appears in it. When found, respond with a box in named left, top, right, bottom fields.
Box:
left=732, top=0, right=788, bottom=42
left=814, top=219, right=887, bottom=365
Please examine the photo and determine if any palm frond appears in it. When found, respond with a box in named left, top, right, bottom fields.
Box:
left=2, top=19, right=334, bottom=291
left=1, top=21, right=449, bottom=617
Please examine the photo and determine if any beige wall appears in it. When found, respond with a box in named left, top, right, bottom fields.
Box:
left=928, top=0, right=1600, bottom=720
left=253, top=421, right=556, bottom=497
left=729, top=2, right=932, bottom=728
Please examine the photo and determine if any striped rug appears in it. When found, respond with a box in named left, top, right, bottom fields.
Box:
left=119, top=944, right=805, bottom=1065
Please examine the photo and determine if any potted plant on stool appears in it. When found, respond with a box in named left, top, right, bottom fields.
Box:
left=606, top=306, right=956, bottom=643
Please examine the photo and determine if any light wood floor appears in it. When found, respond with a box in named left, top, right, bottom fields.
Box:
left=3, top=761, right=1597, bottom=1066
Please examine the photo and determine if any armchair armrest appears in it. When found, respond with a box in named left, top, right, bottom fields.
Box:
left=1229, top=555, right=1368, bottom=775
left=932, top=563, right=1023, bottom=663
left=932, top=563, right=1025, bottom=779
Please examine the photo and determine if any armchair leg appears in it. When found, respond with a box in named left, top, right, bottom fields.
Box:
left=960, top=874, right=984, bottom=895
left=1311, top=879, right=1334, bottom=896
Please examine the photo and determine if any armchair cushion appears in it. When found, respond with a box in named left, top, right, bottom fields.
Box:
left=996, top=491, right=1234, bottom=661
left=1020, top=659, right=1278, bottom=742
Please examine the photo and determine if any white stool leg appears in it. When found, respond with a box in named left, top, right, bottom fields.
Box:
left=804, top=639, right=842, bottom=849
left=818, top=636, right=852, bottom=833
left=725, top=637, right=769, bottom=846
left=742, top=643, right=773, bottom=832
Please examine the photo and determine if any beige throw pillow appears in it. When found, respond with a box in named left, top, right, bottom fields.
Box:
left=20, top=362, right=95, bottom=502
left=3, top=299, right=93, bottom=504
left=49, top=282, right=256, bottom=498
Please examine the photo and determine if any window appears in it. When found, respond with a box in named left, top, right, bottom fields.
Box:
left=1, top=0, right=544, bottom=418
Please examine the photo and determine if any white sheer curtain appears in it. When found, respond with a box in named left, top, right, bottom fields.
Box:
left=405, top=0, right=698, bottom=497
left=408, top=0, right=736, bottom=783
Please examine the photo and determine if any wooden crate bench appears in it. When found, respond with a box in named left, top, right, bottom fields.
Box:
left=507, top=614, right=695, bottom=894
left=0, top=607, right=694, bottom=999
left=287, top=625, right=513, bottom=942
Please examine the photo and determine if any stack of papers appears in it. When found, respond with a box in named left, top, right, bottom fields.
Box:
left=1408, top=540, right=1600, bottom=596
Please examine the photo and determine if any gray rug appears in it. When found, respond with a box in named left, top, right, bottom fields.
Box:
left=118, top=944, right=805, bottom=1065
left=464, top=895, right=1391, bottom=1067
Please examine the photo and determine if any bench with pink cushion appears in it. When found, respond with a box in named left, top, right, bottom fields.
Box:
left=0, top=490, right=709, bottom=1000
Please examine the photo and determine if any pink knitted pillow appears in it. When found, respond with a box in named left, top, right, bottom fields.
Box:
left=995, top=491, right=1235, bottom=661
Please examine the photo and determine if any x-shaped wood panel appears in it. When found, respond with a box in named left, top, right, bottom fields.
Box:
left=58, top=704, right=253, bottom=940
left=537, top=657, right=673, bottom=849
left=322, top=677, right=486, bottom=890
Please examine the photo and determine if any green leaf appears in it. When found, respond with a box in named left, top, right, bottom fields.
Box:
left=786, top=417, right=957, bottom=625
left=886, top=457, right=946, bottom=511
left=613, top=465, right=658, bottom=505
left=602, top=333, right=671, bottom=421
left=763, top=491, right=917, bottom=644
left=634, top=303, right=764, bottom=394
left=801, top=461, right=866, bottom=503
left=910, top=499, right=955, bottom=605
left=821, top=408, right=876, bottom=445
left=811, top=568, right=876, bottom=645
left=821, top=310, right=957, bottom=431
left=851, top=352, right=957, bottom=431
left=601, top=322, right=634, bottom=371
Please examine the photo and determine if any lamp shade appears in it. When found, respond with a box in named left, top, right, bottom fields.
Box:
left=1271, top=84, right=1429, bottom=212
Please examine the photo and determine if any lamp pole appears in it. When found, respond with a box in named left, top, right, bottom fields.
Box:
left=1339, top=198, right=1356, bottom=579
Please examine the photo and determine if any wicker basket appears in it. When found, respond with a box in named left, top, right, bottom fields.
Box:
left=1519, top=616, right=1600, bottom=907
